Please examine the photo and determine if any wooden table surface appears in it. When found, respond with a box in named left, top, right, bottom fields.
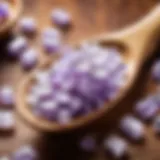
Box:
left=0, top=0, right=160, bottom=159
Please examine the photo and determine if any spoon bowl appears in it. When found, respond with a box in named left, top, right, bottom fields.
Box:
left=16, top=5, right=160, bottom=132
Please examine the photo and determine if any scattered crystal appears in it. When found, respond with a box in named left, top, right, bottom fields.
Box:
left=79, top=135, right=97, bottom=152
left=151, top=60, right=160, bottom=82
left=0, top=2, right=9, bottom=22
left=18, top=17, right=37, bottom=35
left=12, top=145, right=37, bottom=160
left=0, top=86, right=14, bottom=106
left=0, top=111, right=14, bottom=130
left=20, top=48, right=38, bottom=70
left=51, top=8, right=71, bottom=27
left=104, top=135, right=128, bottom=159
left=8, top=37, right=28, bottom=57
left=42, top=27, right=61, bottom=39
left=153, top=115, right=160, bottom=134
left=119, top=115, right=144, bottom=140
left=134, top=96, right=158, bottom=120
left=42, top=37, right=60, bottom=53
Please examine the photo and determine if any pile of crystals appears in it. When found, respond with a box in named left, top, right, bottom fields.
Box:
left=26, top=44, right=127, bottom=124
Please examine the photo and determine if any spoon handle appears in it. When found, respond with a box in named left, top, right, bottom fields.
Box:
left=95, top=5, right=160, bottom=61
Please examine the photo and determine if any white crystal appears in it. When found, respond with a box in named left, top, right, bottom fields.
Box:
left=76, top=60, right=92, bottom=73
left=104, top=135, right=128, bottom=158
left=19, top=17, right=37, bottom=33
left=42, top=27, right=61, bottom=39
left=8, top=37, right=27, bottom=54
left=56, top=92, right=71, bottom=104
left=120, top=115, right=144, bottom=140
left=92, top=68, right=108, bottom=79
left=57, top=109, right=71, bottom=124
left=0, top=111, right=14, bottom=129
left=40, top=100, right=57, bottom=110
left=14, top=145, right=37, bottom=159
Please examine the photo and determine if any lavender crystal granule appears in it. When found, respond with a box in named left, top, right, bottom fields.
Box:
left=104, top=135, right=128, bottom=159
left=119, top=115, right=144, bottom=140
left=0, top=86, right=14, bottom=106
left=8, top=37, right=28, bottom=57
left=42, top=37, right=60, bottom=53
left=0, top=2, right=9, bottom=21
left=79, top=135, right=97, bottom=152
left=134, top=96, right=158, bottom=120
left=42, top=27, right=61, bottom=39
left=18, top=17, right=37, bottom=34
left=56, top=108, right=72, bottom=125
left=153, top=115, right=160, bottom=134
left=35, top=100, right=57, bottom=120
left=151, top=60, right=160, bottom=82
left=20, top=48, right=38, bottom=70
left=0, top=111, right=14, bottom=130
left=12, top=145, right=37, bottom=160
left=51, top=8, right=71, bottom=26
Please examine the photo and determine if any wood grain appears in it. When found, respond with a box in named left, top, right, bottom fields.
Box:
left=0, top=0, right=159, bottom=159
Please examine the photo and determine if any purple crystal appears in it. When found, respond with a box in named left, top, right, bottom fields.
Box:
left=0, top=86, right=14, bottom=106
left=41, top=28, right=61, bottom=53
left=0, top=2, right=9, bottom=21
left=153, top=115, right=160, bottom=134
left=55, top=92, right=71, bottom=105
left=35, top=100, right=57, bottom=121
left=42, top=37, right=60, bottom=53
left=0, top=111, right=14, bottom=130
left=134, top=96, right=158, bottom=120
left=42, top=28, right=61, bottom=39
left=151, top=60, right=160, bottom=82
left=59, top=77, right=76, bottom=91
left=119, top=115, right=144, bottom=140
left=8, top=37, right=28, bottom=57
left=51, top=8, right=71, bottom=27
left=56, top=108, right=72, bottom=125
left=154, top=91, right=160, bottom=108
left=20, top=48, right=38, bottom=70
left=79, top=135, right=97, bottom=152
left=104, top=135, right=128, bottom=159
left=12, top=145, right=37, bottom=160
left=31, top=83, right=53, bottom=102
left=76, top=74, right=94, bottom=97
left=69, top=97, right=85, bottom=117
left=18, top=17, right=37, bottom=35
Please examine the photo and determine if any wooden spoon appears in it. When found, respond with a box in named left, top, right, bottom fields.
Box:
left=16, top=5, right=160, bottom=133
left=0, top=0, right=22, bottom=35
